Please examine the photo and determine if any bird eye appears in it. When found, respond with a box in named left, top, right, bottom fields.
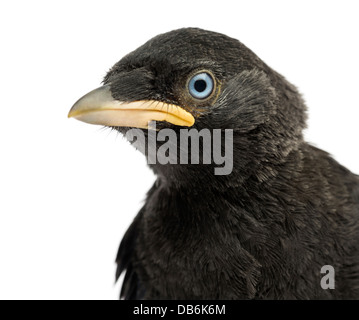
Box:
left=188, top=72, right=214, bottom=100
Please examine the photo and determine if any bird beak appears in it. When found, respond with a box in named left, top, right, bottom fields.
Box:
left=68, top=85, right=195, bottom=129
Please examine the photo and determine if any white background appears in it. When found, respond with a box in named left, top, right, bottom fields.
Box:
left=0, top=0, right=358, bottom=300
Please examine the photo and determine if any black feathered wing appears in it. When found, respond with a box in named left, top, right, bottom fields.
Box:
left=116, top=207, right=145, bottom=300
left=116, top=181, right=159, bottom=300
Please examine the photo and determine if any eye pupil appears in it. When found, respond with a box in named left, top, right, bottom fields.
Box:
left=188, top=72, right=214, bottom=100
left=194, top=79, right=207, bottom=93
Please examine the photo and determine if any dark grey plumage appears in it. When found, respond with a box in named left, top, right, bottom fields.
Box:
left=85, top=28, right=359, bottom=299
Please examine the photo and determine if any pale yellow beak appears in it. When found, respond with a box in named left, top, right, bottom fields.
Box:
left=68, top=85, right=195, bottom=129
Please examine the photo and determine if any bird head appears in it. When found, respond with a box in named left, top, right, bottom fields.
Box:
left=69, top=28, right=307, bottom=186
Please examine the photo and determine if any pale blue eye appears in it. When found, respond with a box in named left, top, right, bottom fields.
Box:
left=188, top=72, right=214, bottom=99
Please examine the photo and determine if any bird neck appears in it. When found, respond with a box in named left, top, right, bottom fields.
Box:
left=150, top=148, right=299, bottom=192
left=147, top=130, right=304, bottom=191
